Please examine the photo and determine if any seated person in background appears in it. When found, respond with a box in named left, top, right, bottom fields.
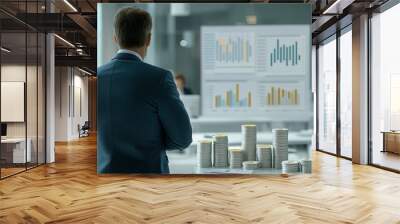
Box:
left=174, top=73, right=193, bottom=95
left=97, top=7, right=192, bottom=174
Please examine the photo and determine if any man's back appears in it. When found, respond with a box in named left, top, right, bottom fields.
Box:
left=97, top=53, right=192, bottom=174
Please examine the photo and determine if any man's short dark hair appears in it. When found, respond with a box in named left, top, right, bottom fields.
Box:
left=114, top=7, right=152, bottom=49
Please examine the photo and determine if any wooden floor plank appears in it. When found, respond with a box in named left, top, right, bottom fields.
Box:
left=0, top=135, right=400, bottom=223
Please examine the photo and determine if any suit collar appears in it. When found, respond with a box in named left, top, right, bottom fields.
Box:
left=117, top=49, right=143, bottom=60
left=113, top=52, right=142, bottom=62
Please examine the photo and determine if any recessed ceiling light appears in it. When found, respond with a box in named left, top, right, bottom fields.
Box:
left=180, top=40, right=188, bottom=47
left=78, top=67, right=93, bottom=76
left=1, top=47, right=11, bottom=53
left=323, top=0, right=346, bottom=14
left=54, top=34, right=75, bottom=48
left=63, top=0, right=78, bottom=12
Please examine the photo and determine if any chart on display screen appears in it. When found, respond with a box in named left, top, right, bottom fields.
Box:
left=257, top=80, right=305, bottom=110
left=201, top=25, right=311, bottom=117
left=264, top=36, right=306, bottom=75
left=204, top=81, right=254, bottom=113
left=214, top=32, right=255, bottom=67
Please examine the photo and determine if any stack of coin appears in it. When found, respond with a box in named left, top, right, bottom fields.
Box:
left=241, top=124, right=257, bottom=161
left=197, top=140, right=212, bottom=168
left=281, top=160, right=300, bottom=173
left=300, top=159, right=312, bottom=173
left=242, top=161, right=260, bottom=170
left=229, top=147, right=243, bottom=169
left=256, top=144, right=273, bottom=168
left=213, top=134, right=228, bottom=167
left=272, top=128, right=288, bottom=169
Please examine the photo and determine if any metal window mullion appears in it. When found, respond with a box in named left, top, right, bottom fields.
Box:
left=69, top=68, right=71, bottom=118
left=44, top=32, right=47, bottom=164
left=73, top=68, right=75, bottom=118
left=25, top=0, right=28, bottom=171
left=36, top=0, right=39, bottom=167
left=316, top=44, right=320, bottom=151
left=367, top=11, right=373, bottom=165
left=336, top=29, right=341, bottom=157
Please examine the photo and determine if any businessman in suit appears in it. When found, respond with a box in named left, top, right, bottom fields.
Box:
left=97, top=7, right=192, bottom=174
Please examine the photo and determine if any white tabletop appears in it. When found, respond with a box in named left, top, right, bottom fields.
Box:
left=190, top=131, right=312, bottom=147
left=190, top=115, right=313, bottom=124
left=168, top=146, right=310, bottom=174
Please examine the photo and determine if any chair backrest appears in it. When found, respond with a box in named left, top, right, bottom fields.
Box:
left=83, top=121, right=90, bottom=129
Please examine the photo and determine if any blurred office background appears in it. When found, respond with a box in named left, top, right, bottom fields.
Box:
left=99, top=4, right=310, bottom=95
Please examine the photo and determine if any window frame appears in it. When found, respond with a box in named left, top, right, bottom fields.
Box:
left=315, top=23, right=353, bottom=161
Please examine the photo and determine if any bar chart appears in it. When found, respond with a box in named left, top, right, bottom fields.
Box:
left=269, top=39, right=301, bottom=67
left=266, top=86, right=299, bottom=106
left=212, top=83, right=252, bottom=109
left=258, top=81, right=304, bottom=109
left=214, top=33, right=254, bottom=67
left=265, top=36, right=305, bottom=75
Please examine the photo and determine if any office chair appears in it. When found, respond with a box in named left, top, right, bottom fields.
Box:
left=78, top=121, right=90, bottom=138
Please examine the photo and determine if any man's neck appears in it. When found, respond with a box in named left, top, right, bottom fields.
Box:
left=121, top=48, right=145, bottom=59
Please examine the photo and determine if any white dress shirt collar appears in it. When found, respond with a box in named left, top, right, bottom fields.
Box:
left=117, top=49, right=143, bottom=61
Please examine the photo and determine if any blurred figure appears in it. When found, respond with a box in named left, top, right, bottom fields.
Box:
left=175, top=73, right=193, bottom=95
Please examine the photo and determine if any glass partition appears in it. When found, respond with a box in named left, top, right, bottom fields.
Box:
left=339, top=27, right=352, bottom=158
left=1, top=30, right=28, bottom=177
left=317, top=35, right=337, bottom=155
left=371, top=4, right=400, bottom=171
left=0, top=1, right=46, bottom=179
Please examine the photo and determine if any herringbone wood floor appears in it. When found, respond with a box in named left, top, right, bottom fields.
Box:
left=1, top=135, right=400, bottom=224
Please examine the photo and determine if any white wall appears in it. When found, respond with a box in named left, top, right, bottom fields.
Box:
left=72, top=73, right=89, bottom=138
left=1, top=65, right=38, bottom=137
left=55, top=67, right=69, bottom=141
left=55, top=67, right=89, bottom=141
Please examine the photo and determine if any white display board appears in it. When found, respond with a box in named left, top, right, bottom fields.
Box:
left=1, top=82, right=25, bottom=122
left=201, top=25, right=312, bottom=119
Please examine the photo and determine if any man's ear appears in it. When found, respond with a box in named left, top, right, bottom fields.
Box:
left=146, top=33, right=151, bottom=47
left=113, top=34, right=118, bottom=44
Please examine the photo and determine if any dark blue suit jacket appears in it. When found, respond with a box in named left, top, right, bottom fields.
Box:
left=97, top=53, right=192, bottom=174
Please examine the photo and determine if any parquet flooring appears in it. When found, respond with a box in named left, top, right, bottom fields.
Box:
left=1, top=167, right=26, bottom=178
left=1, top=134, right=400, bottom=223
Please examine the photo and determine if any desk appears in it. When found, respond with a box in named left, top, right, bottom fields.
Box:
left=382, top=131, right=400, bottom=154
left=1, top=138, right=31, bottom=164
